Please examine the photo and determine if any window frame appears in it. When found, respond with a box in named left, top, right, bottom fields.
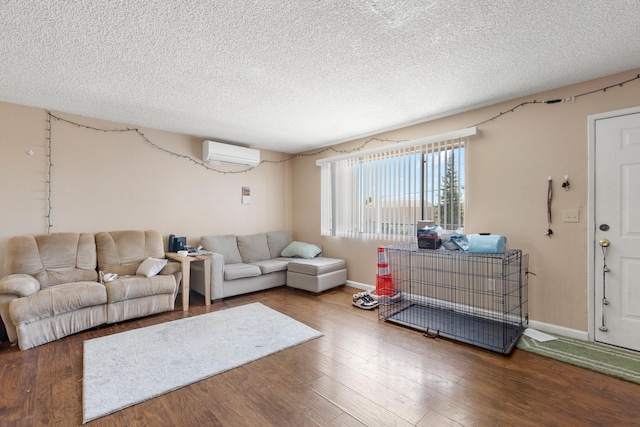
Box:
left=317, top=127, right=477, bottom=239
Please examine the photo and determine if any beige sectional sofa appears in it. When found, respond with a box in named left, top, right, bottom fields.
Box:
left=0, top=230, right=181, bottom=350
left=191, top=231, right=347, bottom=301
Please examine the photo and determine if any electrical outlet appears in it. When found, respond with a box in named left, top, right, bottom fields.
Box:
left=563, top=209, right=579, bottom=223
left=487, top=278, right=496, bottom=291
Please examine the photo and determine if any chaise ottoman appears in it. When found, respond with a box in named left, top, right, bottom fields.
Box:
left=286, top=257, right=347, bottom=293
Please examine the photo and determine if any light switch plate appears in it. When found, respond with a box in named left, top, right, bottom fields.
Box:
left=563, top=209, right=579, bottom=223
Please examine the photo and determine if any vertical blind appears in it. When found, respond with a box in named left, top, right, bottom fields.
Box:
left=317, top=127, right=477, bottom=239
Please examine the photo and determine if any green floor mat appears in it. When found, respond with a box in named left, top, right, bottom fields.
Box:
left=517, top=334, right=640, bottom=385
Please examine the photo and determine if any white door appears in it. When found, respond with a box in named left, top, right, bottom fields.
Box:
left=594, top=111, right=640, bottom=351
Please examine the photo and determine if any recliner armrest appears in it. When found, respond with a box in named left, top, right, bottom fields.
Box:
left=160, top=256, right=183, bottom=293
left=159, top=261, right=181, bottom=275
left=0, top=274, right=40, bottom=297
left=0, top=274, right=41, bottom=345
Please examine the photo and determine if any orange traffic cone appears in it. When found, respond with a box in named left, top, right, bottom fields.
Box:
left=375, top=247, right=395, bottom=296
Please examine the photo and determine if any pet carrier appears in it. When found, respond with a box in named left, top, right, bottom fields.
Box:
left=379, top=243, right=528, bottom=354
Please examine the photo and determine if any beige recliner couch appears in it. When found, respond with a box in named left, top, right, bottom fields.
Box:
left=0, top=230, right=180, bottom=350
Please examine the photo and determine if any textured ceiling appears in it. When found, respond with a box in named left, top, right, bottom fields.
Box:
left=1, top=1, right=640, bottom=153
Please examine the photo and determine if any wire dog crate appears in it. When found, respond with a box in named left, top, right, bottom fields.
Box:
left=379, top=243, right=528, bottom=354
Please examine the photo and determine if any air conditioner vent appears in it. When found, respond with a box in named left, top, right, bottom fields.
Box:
left=202, top=140, right=260, bottom=167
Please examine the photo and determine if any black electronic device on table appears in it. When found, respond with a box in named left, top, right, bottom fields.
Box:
left=168, top=234, right=186, bottom=252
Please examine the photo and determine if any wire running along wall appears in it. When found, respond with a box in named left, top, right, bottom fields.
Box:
left=42, top=73, right=639, bottom=233
left=379, top=243, right=529, bottom=354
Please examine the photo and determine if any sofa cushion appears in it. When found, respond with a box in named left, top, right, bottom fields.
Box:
left=4, top=233, right=98, bottom=288
left=237, top=233, right=271, bottom=263
left=96, top=230, right=165, bottom=276
left=10, top=282, right=107, bottom=324
left=266, top=231, right=292, bottom=259
left=224, top=263, right=262, bottom=280
left=252, top=259, right=290, bottom=274
left=281, top=241, right=322, bottom=259
left=104, top=275, right=176, bottom=304
left=201, top=235, right=242, bottom=264
left=136, top=257, right=168, bottom=277
left=287, top=258, right=346, bottom=276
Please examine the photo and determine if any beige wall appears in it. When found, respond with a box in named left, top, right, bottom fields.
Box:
left=2, top=69, right=639, bottom=333
left=0, top=103, right=292, bottom=277
left=291, top=68, right=640, bottom=332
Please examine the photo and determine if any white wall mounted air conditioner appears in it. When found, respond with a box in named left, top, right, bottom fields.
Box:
left=202, top=140, right=260, bottom=167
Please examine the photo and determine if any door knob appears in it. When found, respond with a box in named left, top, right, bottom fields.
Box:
left=599, top=239, right=610, bottom=247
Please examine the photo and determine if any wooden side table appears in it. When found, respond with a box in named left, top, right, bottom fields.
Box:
left=166, top=252, right=211, bottom=311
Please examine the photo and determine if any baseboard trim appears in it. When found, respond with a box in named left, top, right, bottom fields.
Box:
left=346, top=280, right=374, bottom=291
left=528, top=320, right=589, bottom=341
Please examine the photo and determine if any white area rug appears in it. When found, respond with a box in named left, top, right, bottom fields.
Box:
left=82, top=302, right=322, bottom=423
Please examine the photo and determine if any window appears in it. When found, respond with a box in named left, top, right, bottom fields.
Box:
left=317, top=127, right=476, bottom=240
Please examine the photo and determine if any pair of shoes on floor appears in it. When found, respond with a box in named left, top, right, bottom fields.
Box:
left=352, top=292, right=379, bottom=310
left=352, top=291, right=371, bottom=304
left=352, top=291, right=368, bottom=300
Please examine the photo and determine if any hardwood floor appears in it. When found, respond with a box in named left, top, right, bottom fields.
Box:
left=2, top=285, right=640, bottom=426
